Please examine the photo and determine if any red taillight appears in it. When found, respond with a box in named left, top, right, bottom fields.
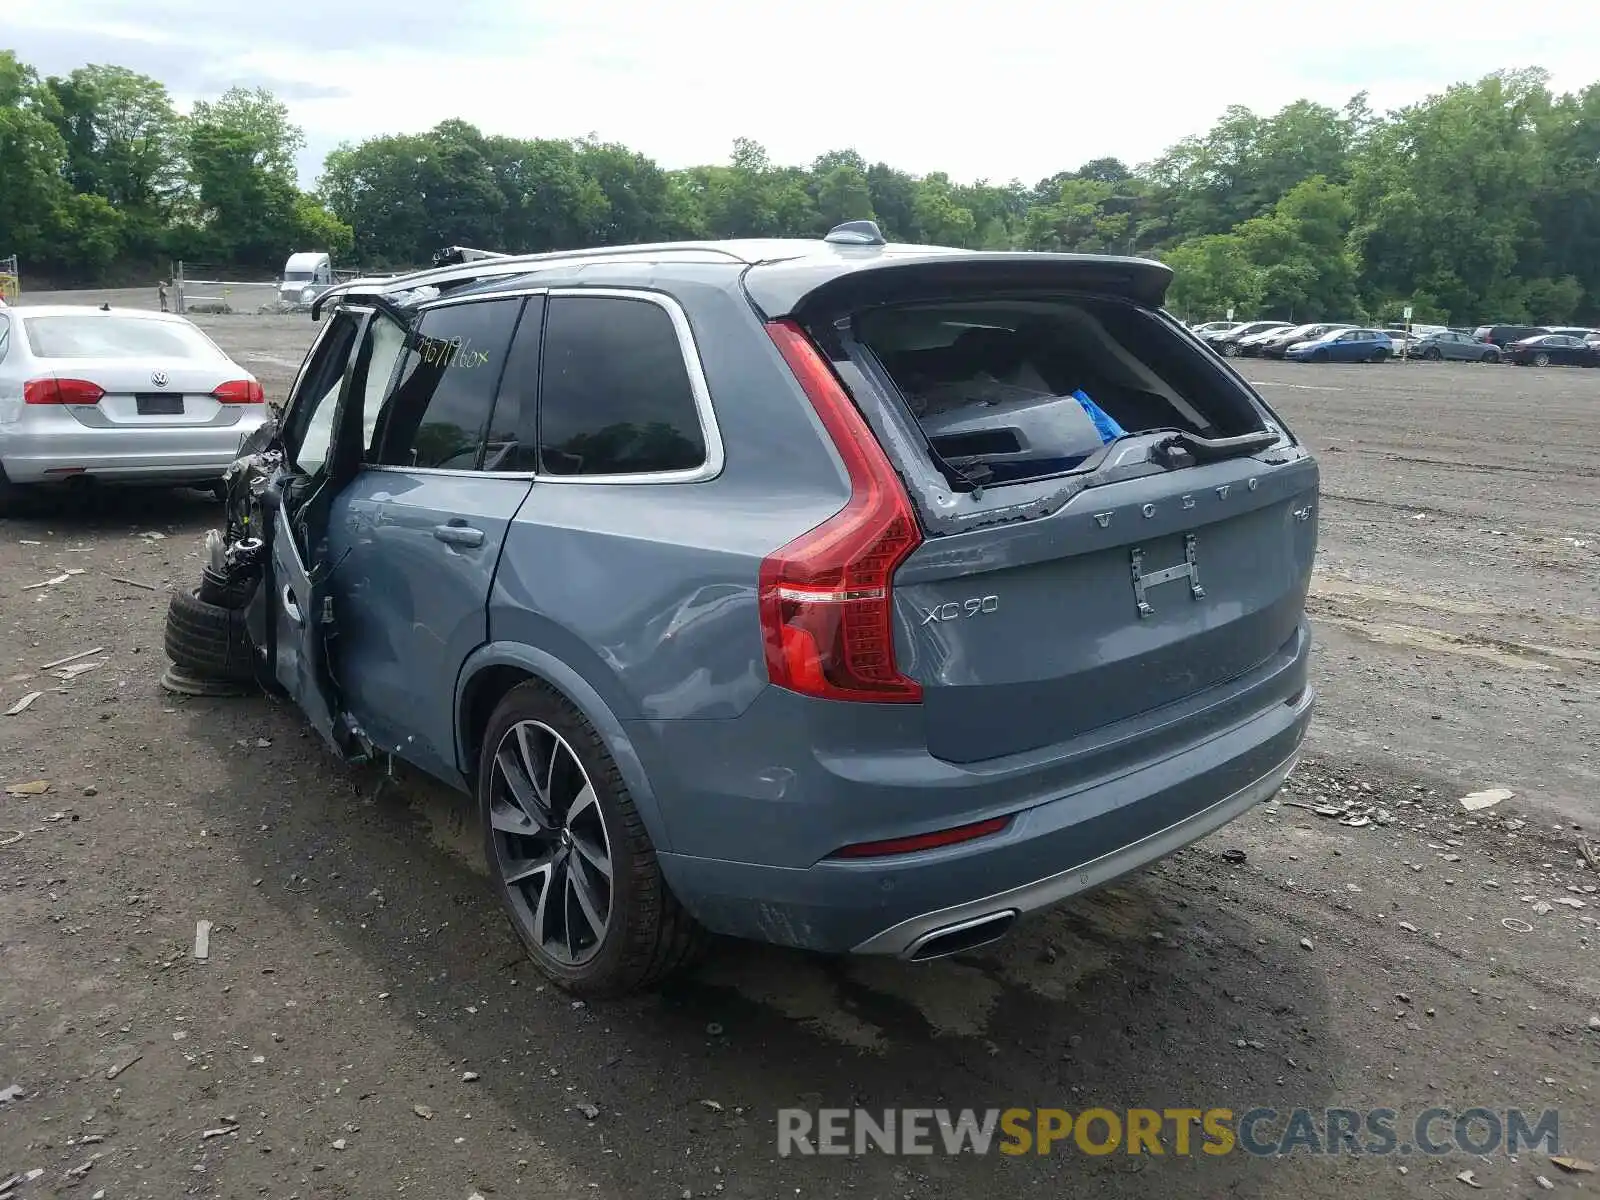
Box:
left=760, top=319, right=922, bottom=704
left=829, top=816, right=1011, bottom=859
left=24, top=377, right=105, bottom=405
left=213, top=379, right=264, bottom=404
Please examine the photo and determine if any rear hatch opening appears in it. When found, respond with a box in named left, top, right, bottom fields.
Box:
left=841, top=296, right=1278, bottom=491
left=747, top=259, right=1316, bottom=766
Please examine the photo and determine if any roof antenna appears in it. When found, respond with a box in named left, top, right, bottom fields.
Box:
left=101, top=302, right=111, bottom=311
left=824, top=220, right=886, bottom=247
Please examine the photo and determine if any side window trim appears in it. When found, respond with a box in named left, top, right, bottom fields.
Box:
left=533, top=287, right=726, bottom=486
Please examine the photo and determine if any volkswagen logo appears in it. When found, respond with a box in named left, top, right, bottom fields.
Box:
left=151, top=370, right=169, bottom=387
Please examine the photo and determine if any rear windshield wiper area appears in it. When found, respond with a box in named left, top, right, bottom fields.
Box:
left=1149, top=428, right=1280, bottom=468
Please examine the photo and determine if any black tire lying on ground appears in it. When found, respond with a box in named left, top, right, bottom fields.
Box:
left=164, top=587, right=258, bottom=682
left=198, top=563, right=258, bottom=609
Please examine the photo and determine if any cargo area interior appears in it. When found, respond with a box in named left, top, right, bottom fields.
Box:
left=853, top=298, right=1269, bottom=484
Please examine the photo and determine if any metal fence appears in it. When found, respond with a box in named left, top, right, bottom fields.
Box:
left=173, top=262, right=281, bottom=315
left=0, top=255, right=19, bottom=302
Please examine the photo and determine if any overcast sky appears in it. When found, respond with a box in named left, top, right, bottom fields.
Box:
left=7, top=0, right=1595, bottom=190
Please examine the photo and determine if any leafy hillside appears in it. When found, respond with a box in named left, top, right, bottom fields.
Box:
left=3, top=52, right=1596, bottom=324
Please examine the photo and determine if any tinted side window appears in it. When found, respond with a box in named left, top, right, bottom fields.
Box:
left=374, top=299, right=522, bottom=470
left=538, top=295, right=707, bottom=477
left=0, top=315, right=9, bottom=365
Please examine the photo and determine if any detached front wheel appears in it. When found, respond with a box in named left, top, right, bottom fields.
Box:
left=478, top=682, right=704, bottom=996
left=164, top=587, right=257, bottom=681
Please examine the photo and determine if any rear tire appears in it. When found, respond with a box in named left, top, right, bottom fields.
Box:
left=1370, top=347, right=1390, bottom=363
left=0, top=461, right=32, bottom=517
left=164, top=587, right=257, bottom=681
left=479, top=681, right=706, bottom=997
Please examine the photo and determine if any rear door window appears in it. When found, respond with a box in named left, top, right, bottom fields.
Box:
left=536, top=293, right=708, bottom=478
left=371, top=298, right=523, bottom=471
left=481, top=295, right=543, bottom=472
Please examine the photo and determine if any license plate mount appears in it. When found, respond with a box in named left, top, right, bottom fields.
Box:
left=135, top=393, right=184, bottom=416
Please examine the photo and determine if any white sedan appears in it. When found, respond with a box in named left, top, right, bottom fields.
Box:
left=0, top=305, right=268, bottom=508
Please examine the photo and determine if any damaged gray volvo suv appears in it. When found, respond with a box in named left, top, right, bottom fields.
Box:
left=170, top=224, right=1317, bottom=995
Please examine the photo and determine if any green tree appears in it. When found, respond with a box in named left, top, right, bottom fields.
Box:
left=189, top=86, right=304, bottom=178
left=1236, top=176, right=1361, bottom=319
left=910, top=173, right=977, bottom=246
left=1147, top=99, right=1359, bottom=242
left=1161, top=234, right=1263, bottom=320
left=1349, top=70, right=1552, bottom=322
left=0, top=51, right=73, bottom=263
left=8, top=46, right=1600, bottom=321
left=46, top=66, right=180, bottom=210
left=181, top=86, right=312, bottom=267
left=814, top=163, right=875, bottom=228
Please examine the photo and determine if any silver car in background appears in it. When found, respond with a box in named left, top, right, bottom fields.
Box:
left=0, top=305, right=267, bottom=508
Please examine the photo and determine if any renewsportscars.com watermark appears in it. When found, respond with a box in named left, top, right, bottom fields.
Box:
left=777, top=1107, right=1562, bottom=1158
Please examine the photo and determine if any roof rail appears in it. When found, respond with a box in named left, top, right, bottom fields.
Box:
left=310, top=241, right=764, bottom=319
left=387, top=241, right=764, bottom=294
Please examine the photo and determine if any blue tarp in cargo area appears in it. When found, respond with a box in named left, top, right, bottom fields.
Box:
left=1073, top=389, right=1126, bottom=444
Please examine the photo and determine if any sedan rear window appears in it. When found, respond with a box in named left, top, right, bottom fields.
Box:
left=23, top=316, right=224, bottom=361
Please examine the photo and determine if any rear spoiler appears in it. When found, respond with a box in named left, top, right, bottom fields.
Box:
left=743, top=252, right=1174, bottom=320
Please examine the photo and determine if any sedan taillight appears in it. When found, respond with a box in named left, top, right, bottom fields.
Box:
left=23, top=377, right=106, bottom=405
left=212, top=379, right=265, bottom=404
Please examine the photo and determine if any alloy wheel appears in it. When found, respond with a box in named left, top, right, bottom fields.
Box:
left=487, top=720, right=614, bottom=965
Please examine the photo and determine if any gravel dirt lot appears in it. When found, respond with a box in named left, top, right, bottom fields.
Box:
left=2, top=300, right=1597, bottom=1198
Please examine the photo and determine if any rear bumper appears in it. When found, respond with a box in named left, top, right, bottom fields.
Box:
left=852, top=741, right=1299, bottom=956
left=0, top=417, right=264, bottom=484
left=654, top=675, right=1314, bottom=956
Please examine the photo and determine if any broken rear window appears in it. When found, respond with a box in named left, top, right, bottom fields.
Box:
left=853, top=298, right=1265, bottom=485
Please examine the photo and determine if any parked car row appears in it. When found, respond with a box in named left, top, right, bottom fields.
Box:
left=1193, top=321, right=1398, bottom=363
left=1190, top=319, right=1600, bottom=367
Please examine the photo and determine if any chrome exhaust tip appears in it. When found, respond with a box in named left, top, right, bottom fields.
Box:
left=904, top=910, right=1019, bottom=962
